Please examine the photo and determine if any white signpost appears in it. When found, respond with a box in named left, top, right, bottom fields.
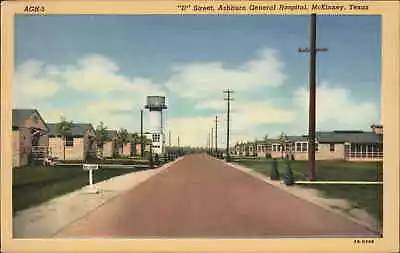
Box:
left=83, top=164, right=100, bottom=193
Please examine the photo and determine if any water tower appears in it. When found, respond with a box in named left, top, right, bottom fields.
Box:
left=145, top=96, right=167, bottom=154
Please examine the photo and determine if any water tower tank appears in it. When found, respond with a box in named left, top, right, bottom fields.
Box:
left=145, top=96, right=167, bottom=111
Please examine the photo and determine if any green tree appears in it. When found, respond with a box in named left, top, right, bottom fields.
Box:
left=131, top=133, right=140, bottom=155
left=278, top=132, right=287, bottom=159
left=117, top=128, right=130, bottom=156
left=95, top=122, right=108, bottom=158
left=55, top=116, right=74, bottom=161
left=263, top=134, right=269, bottom=156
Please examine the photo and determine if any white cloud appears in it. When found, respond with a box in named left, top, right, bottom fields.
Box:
left=14, top=55, right=165, bottom=133
left=165, top=47, right=286, bottom=102
left=196, top=100, right=226, bottom=111
left=14, top=60, right=60, bottom=108
left=167, top=116, right=218, bottom=147
left=59, top=54, right=163, bottom=96
left=165, top=101, right=295, bottom=147
left=162, top=46, right=292, bottom=146
left=40, top=99, right=146, bottom=132
left=293, top=81, right=379, bottom=132
left=232, top=102, right=294, bottom=126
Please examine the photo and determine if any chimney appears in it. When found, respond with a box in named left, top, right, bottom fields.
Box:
left=371, top=124, right=383, bottom=135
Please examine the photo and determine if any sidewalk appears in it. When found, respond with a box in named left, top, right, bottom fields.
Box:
left=13, top=157, right=183, bottom=238
left=226, top=161, right=381, bottom=234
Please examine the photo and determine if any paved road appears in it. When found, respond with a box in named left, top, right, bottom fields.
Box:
left=56, top=153, right=378, bottom=237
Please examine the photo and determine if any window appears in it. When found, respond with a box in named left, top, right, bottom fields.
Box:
left=301, top=142, right=308, bottom=152
left=294, top=142, right=316, bottom=152
left=152, top=133, right=160, bottom=143
left=65, top=136, right=74, bottom=147
left=272, top=144, right=280, bottom=152
left=296, top=143, right=301, bottom=152
left=330, top=144, right=335, bottom=152
left=344, top=143, right=350, bottom=158
left=348, top=143, right=383, bottom=159
left=285, top=143, right=295, bottom=152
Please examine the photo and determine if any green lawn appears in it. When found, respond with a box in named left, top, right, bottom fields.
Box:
left=234, top=159, right=382, bottom=181
left=12, top=165, right=144, bottom=214
left=233, top=158, right=383, bottom=227
left=306, top=184, right=383, bottom=228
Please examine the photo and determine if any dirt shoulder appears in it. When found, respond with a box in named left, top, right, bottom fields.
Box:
left=227, top=161, right=381, bottom=234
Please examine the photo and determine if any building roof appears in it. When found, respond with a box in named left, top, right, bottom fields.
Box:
left=12, top=109, right=49, bottom=131
left=235, top=130, right=382, bottom=146
left=47, top=123, right=94, bottom=137
left=317, top=131, right=382, bottom=144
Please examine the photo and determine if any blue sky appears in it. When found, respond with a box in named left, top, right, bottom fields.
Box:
left=14, top=15, right=381, bottom=147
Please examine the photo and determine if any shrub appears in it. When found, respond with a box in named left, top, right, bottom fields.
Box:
left=270, top=159, right=280, bottom=180
left=283, top=161, right=295, bottom=185
left=154, top=154, right=160, bottom=166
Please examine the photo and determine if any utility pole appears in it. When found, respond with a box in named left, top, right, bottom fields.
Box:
left=209, top=130, right=212, bottom=153
left=211, top=127, right=214, bottom=153
left=298, top=14, right=328, bottom=181
left=215, top=116, right=218, bottom=154
left=177, top=136, right=180, bottom=147
left=224, top=89, right=234, bottom=160
left=140, top=109, right=144, bottom=158
left=206, top=131, right=210, bottom=152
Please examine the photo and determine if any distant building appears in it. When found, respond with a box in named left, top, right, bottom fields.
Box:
left=371, top=124, right=383, bottom=135
left=102, top=130, right=119, bottom=158
left=134, top=142, right=151, bottom=156
left=48, top=123, right=96, bottom=161
left=233, top=125, right=383, bottom=161
left=12, top=109, right=49, bottom=167
left=133, top=133, right=152, bottom=156
left=118, top=133, right=140, bottom=157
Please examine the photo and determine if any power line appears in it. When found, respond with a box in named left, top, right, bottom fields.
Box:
left=298, top=14, right=328, bottom=181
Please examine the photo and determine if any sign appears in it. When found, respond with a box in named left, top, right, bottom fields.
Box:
left=82, top=164, right=99, bottom=189
left=83, top=164, right=99, bottom=171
